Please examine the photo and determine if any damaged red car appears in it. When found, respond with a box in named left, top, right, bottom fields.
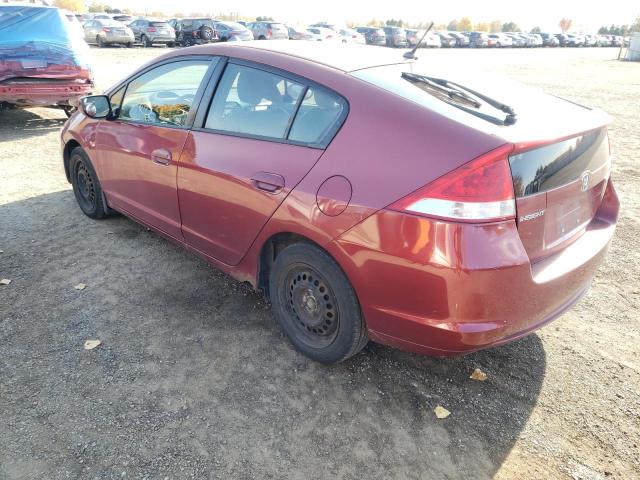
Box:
left=0, top=5, right=93, bottom=116
left=61, top=42, right=619, bottom=363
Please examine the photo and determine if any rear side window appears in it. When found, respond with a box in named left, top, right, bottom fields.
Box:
left=288, top=87, right=346, bottom=146
left=205, top=64, right=304, bottom=139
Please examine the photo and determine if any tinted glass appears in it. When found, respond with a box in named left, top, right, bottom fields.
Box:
left=150, top=21, right=169, bottom=27
left=288, top=87, right=346, bottom=146
left=205, top=64, right=304, bottom=140
left=509, top=129, right=609, bottom=197
left=119, top=60, right=210, bottom=127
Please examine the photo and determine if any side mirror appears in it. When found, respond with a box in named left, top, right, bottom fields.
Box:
left=80, top=95, right=112, bottom=119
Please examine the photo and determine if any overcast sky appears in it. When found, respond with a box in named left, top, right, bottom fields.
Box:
left=106, top=0, right=638, bottom=32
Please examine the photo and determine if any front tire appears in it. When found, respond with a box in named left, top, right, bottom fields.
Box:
left=69, top=147, right=110, bottom=219
left=269, top=243, right=368, bottom=363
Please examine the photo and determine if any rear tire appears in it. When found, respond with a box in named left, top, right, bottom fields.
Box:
left=97, top=36, right=104, bottom=48
left=269, top=243, right=368, bottom=364
left=141, top=34, right=151, bottom=47
left=69, top=147, right=111, bottom=219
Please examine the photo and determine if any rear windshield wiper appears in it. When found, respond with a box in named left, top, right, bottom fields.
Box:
left=401, top=72, right=517, bottom=126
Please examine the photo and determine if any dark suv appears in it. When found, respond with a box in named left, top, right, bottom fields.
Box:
left=173, top=18, right=219, bottom=47
left=355, top=27, right=386, bottom=46
left=469, top=32, right=489, bottom=47
left=129, top=19, right=175, bottom=47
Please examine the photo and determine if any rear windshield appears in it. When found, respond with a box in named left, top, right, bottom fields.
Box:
left=509, top=129, right=609, bottom=197
left=269, top=23, right=286, bottom=29
left=150, top=22, right=169, bottom=27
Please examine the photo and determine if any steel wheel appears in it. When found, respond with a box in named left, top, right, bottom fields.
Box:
left=270, top=243, right=368, bottom=363
left=283, top=264, right=340, bottom=349
left=74, top=156, right=97, bottom=212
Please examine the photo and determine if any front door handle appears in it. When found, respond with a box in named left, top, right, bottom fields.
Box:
left=151, top=148, right=172, bottom=166
left=251, top=172, right=285, bottom=193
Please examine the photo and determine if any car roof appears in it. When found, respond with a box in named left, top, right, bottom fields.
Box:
left=187, top=41, right=413, bottom=73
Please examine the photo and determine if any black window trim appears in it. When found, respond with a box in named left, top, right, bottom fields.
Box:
left=105, top=55, right=220, bottom=131
left=193, top=57, right=350, bottom=150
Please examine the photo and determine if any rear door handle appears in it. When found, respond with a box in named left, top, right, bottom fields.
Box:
left=151, top=149, right=172, bottom=166
left=251, top=172, right=285, bottom=193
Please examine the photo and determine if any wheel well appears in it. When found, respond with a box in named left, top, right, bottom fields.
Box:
left=62, top=139, right=81, bottom=182
left=258, top=232, right=321, bottom=295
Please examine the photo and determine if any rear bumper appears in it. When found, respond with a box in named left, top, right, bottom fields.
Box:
left=0, top=80, right=93, bottom=107
left=146, top=35, right=175, bottom=43
left=328, top=179, right=619, bottom=356
left=104, top=35, right=134, bottom=44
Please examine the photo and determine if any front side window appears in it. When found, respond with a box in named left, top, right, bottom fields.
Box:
left=109, top=86, right=125, bottom=112
left=119, top=60, right=211, bottom=127
left=205, top=64, right=304, bottom=140
left=288, top=87, right=346, bottom=146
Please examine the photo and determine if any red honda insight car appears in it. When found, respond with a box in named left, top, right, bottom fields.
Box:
left=61, top=42, right=619, bottom=363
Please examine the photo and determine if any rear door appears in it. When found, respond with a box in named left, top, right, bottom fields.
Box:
left=96, top=57, right=215, bottom=240
left=177, top=60, right=348, bottom=265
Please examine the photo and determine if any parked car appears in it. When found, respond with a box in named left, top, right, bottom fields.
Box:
left=383, top=26, right=408, bottom=48
left=435, top=31, right=457, bottom=47
left=83, top=18, right=134, bottom=47
left=555, top=33, right=569, bottom=47
left=468, top=31, right=489, bottom=47
left=530, top=34, right=543, bottom=46
left=248, top=21, right=289, bottom=40
left=339, top=28, right=366, bottom=44
left=128, top=19, right=175, bottom=47
left=448, top=31, right=470, bottom=47
left=306, top=27, right=338, bottom=42
left=212, top=21, right=253, bottom=42
left=539, top=33, right=560, bottom=47
left=406, top=29, right=440, bottom=48
left=287, top=25, right=315, bottom=41
left=566, top=33, right=586, bottom=47
left=355, top=27, right=386, bottom=46
left=0, top=4, right=93, bottom=115
left=173, top=18, right=219, bottom=47
left=488, top=33, right=512, bottom=47
left=505, top=33, right=527, bottom=47
left=62, top=42, right=619, bottom=363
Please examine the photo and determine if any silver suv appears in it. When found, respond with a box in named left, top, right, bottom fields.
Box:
left=248, top=21, right=289, bottom=40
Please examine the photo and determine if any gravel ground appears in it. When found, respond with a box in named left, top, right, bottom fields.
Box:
left=1, top=46, right=638, bottom=480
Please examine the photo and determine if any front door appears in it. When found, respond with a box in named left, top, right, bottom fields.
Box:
left=96, top=58, right=213, bottom=240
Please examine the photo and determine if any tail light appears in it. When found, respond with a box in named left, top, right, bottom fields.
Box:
left=102, top=28, right=111, bottom=33
left=147, top=27, right=156, bottom=32
left=267, top=27, right=272, bottom=37
left=389, top=144, right=516, bottom=222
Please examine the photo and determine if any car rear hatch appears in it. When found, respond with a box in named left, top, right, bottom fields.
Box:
left=268, top=23, right=288, bottom=37
left=0, top=5, right=92, bottom=92
left=510, top=128, right=611, bottom=262
left=148, top=21, right=172, bottom=35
